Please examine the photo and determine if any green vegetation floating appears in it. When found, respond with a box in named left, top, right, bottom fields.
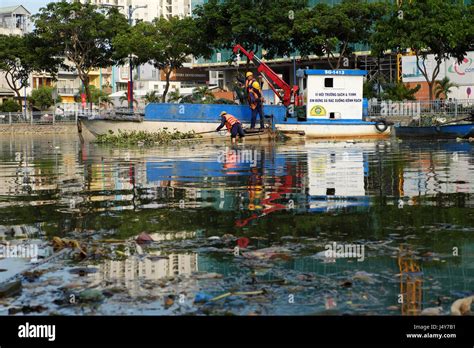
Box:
left=95, top=129, right=201, bottom=146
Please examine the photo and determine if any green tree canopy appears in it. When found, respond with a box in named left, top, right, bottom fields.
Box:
left=0, top=33, right=61, bottom=101
left=371, top=0, right=473, bottom=100
left=74, top=85, right=112, bottom=107
left=0, top=99, right=21, bottom=112
left=193, top=0, right=307, bottom=59
left=33, top=2, right=129, bottom=108
left=113, top=16, right=211, bottom=102
left=28, top=86, right=55, bottom=111
left=382, top=82, right=421, bottom=101
left=294, top=0, right=385, bottom=69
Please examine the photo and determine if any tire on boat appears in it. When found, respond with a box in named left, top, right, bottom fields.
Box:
left=375, top=119, right=389, bottom=133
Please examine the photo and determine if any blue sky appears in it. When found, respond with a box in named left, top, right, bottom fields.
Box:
left=1, top=0, right=55, bottom=14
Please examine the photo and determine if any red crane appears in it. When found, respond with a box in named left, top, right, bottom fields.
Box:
left=233, top=44, right=301, bottom=107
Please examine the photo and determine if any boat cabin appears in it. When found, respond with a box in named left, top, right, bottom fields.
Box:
left=302, top=69, right=367, bottom=120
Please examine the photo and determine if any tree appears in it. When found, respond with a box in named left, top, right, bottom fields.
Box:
left=371, top=0, right=473, bottom=100
left=382, top=82, right=421, bottom=101
left=192, top=86, right=215, bottom=104
left=114, top=17, right=211, bottom=103
left=0, top=99, right=21, bottom=112
left=28, top=86, right=55, bottom=111
left=167, top=89, right=182, bottom=103
left=434, top=77, right=459, bottom=100
left=294, top=0, right=384, bottom=69
left=33, top=2, right=128, bottom=109
left=75, top=85, right=112, bottom=107
left=0, top=33, right=60, bottom=102
left=144, top=91, right=161, bottom=104
left=119, top=91, right=138, bottom=107
left=193, top=0, right=307, bottom=59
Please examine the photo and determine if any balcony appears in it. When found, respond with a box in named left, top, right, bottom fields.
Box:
left=57, top=88, right=79, bottom=96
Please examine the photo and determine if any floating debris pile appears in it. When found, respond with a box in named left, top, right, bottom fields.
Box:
left=95, top=129, right=201, bottom=146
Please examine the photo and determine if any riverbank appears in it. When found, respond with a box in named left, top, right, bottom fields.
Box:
left=0, top=124, right=78, bottom=134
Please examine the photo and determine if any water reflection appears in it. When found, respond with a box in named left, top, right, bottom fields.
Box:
left=0, top=134, right=473, bottom=315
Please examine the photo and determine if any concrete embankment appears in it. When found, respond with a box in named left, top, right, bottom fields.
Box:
left=0, top=124, right=78, bottom=134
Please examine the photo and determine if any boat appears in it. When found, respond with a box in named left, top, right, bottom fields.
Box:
left=78, top=99, right=390, bottom=142
left=78, top=45, right=391, bottom=142
left=395, top=119, right=474, bottom=139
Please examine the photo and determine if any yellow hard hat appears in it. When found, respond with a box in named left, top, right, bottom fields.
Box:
left=220, top=111, right=227, bottom=116
left=246, top=71, right=253, bottom=78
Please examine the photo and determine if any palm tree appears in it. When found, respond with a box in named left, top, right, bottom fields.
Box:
left=98, top=95, right=114, bottom=109
left=382, top=82, right=421, bottom=101
left=143, top=91, right=161, bottom=104
left=119, top=91, right=138, bottom=107
left=167, top=89, right=182, bottom=103
left=435, top=77, right=459, bottom=99
left=192, top=86, right=215, bottom=104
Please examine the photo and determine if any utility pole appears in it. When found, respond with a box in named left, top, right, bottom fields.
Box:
left=101, top=3, right=147, bottom=113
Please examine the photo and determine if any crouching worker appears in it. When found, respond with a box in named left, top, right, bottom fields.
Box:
left=216, top=111, right=245, bottom=144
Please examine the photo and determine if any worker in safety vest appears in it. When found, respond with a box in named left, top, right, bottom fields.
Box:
left=245, top=71, right=265, bottom=130
left=216, top=111, right=245, bottom=144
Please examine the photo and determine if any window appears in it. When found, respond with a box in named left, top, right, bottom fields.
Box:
left=324, top=78, right=333, bottom=88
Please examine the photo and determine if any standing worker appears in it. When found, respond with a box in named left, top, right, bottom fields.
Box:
left=216, top=111, right=245, bottom=144
left=245, top=71, right=265, bottom=130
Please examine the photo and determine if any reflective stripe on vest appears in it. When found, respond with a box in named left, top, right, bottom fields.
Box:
left=224, top=114, right=239, bottom=131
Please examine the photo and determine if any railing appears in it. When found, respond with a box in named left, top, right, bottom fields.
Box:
left=56, top=88, right=79, bottom=95
left=368, top=99, right=474, bottom=121
left=0, top=111, right=78, bottom=125
left=0, top=107, right=146, bottom=125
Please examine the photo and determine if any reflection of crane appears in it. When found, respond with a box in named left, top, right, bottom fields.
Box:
left=398, top=244, right=423, bottom=315
left=233, top=44, right=301, bottom=107
left=235, top=165, right=297, bottom=227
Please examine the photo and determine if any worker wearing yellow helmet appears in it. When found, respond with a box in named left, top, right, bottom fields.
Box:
left=245, top=71, right=264, bottom=130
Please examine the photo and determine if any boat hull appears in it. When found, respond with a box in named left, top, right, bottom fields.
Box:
left=278, top=122, right=391, bottom=139
left=77, top=118, right=275, bottom=143
left=395, top=123, right=474, bottom=139
left=78, top=103, right=392, bottom=142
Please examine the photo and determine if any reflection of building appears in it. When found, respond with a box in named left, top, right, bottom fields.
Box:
left=305, top=143, right=369, bottom=211
left=93, top=253, right=198, bottom=283
left=0, top=224, right=44, bottom=240
left=0, top=139, right=83, bottom=196
left=399, top=145, right=474, bottom=199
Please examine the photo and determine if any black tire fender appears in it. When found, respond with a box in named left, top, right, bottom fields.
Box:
left=375, top=119, right=389, bottom=133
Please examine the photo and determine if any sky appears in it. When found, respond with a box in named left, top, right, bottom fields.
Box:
left=0, top=0, right=55, bottom=14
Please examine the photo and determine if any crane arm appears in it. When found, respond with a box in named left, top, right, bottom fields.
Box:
left=233, top=44, right=299, bottom=107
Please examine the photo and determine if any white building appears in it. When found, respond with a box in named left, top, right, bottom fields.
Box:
left=0, top=6, right=32, bottom=103
left=79, top=0, right=192, bottom=20
left=78, top=0, right=208, bottom=101
left=0, top=5, right=31, bottom=36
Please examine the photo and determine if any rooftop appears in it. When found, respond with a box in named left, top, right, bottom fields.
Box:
left=0, top=5, right=31, bottom=16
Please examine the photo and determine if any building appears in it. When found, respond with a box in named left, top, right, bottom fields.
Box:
left=77, top=0, right=207, bottom=102
left=402, top=52, right=474, bottom=101
left=79, top=0, right=192, bottom=19
left=192, top=0, right=473, bottom=100
left=0, top=5, right=31, bottom=36
left=0, top=5, right=32, bottom=104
